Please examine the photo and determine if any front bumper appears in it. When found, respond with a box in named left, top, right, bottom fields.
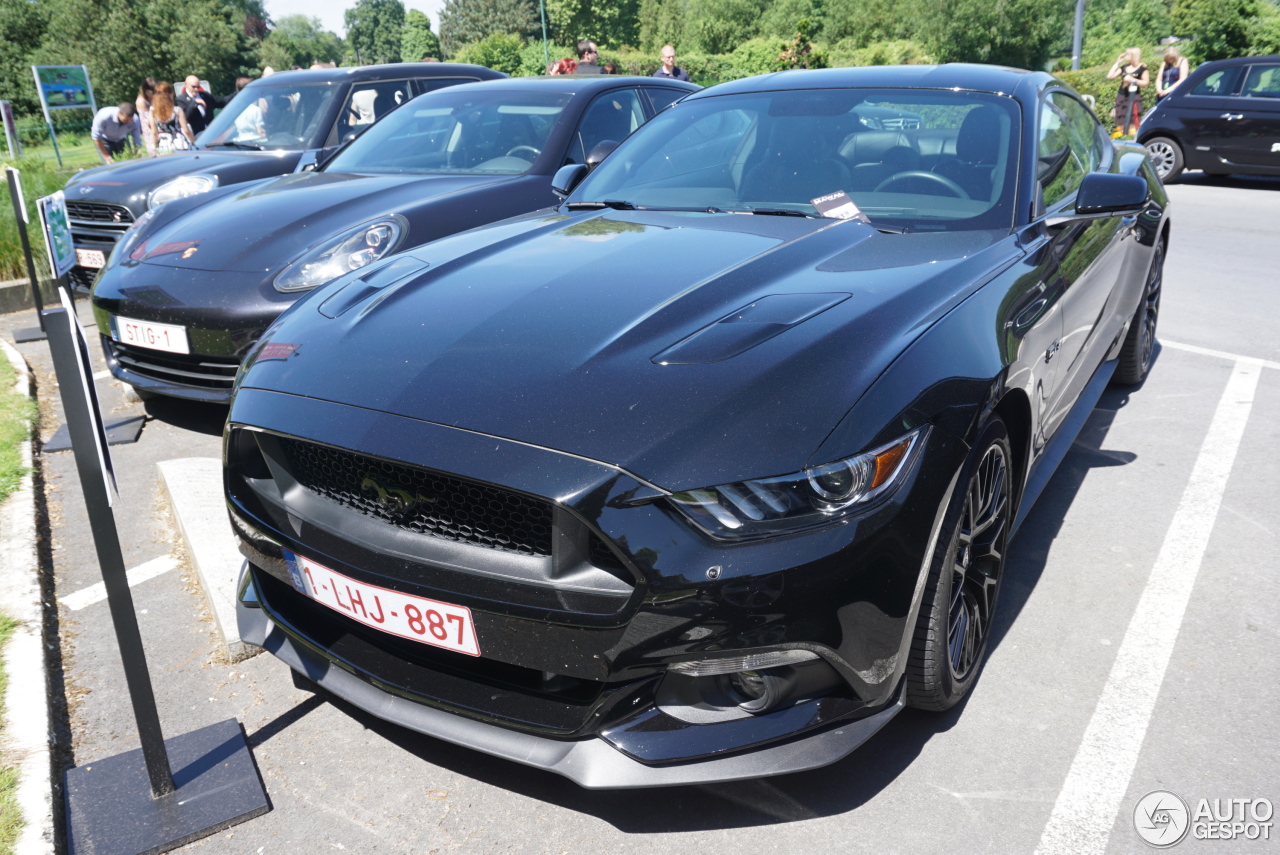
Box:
left=237, top=581, right=905, bottom=788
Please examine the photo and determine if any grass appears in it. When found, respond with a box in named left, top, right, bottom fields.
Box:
left=0, top=354, right=36, bottom=504
left=0, top=612, right=21, bottom=854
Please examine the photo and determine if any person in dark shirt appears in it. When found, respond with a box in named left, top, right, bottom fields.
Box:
left=177, top=75, right=228, bottom=136
left=653, top=45, right=690, bottom=82
left=576, top=40, right=603, bottom=74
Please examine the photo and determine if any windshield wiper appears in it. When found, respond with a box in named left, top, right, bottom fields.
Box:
left=567, top=199, right=637, bottom=210
left=743, top=207, right=817, bottom=218
left=206, top=141, right=265, bottom=151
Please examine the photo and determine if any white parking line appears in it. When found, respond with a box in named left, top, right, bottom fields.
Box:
left=1034, top=357, right=1262, bottom=855
left=92, top=369, right=111, bottom=380
left=59, top=555, right=179, bottom=611
left=1161, top=338, right=1280, bottom=371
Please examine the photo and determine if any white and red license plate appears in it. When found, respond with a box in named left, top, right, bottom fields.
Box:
left=109, top=315, right=189, bottom=354
left=75, top=248, right=106, bottom=269
left=285, top=551, right=480, bottom=656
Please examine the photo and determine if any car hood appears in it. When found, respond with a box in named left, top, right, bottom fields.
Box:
left=64, top=150, right=291, bottom=208
left=242, top=210, right=1019, bottom=491
left=131, top=171, right=510, bottom=272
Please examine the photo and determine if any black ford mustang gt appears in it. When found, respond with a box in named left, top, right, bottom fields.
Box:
left=226, top=64, right=1169, bottom=788
left=89, top=75, right=696, bottom=402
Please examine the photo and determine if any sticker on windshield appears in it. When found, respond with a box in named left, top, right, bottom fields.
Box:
left=811, top=191, right=870, bottom=223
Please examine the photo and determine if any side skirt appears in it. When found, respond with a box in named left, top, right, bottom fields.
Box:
left=1011, top=357, right=1118, bottom=538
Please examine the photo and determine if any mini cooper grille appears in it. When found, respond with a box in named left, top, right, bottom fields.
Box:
left=65, top=201, right=134, bottom=228
left=277, top=437, right=555, bottom=557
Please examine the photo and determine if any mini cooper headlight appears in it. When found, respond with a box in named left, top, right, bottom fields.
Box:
left=274, top=215, right=407, bottom=293
left=147, top=174, right=218, bottom=208
left=669, top=428, right=926, bottom=539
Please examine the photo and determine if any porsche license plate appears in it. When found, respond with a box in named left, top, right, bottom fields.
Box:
left=284, top=551, right=480, bottom=656
left=75, top=248, right=106, bottom=269
left=109, top=315, right=189, bottom=354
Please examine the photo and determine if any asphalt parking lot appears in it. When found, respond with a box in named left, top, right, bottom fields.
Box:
left=7, top=172, right=1277, bottom=854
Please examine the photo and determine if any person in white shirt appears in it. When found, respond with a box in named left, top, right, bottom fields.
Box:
left=90, top=103, right=142, bottom=163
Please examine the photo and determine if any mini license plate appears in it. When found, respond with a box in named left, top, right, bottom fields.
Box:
left=284, top=551, right=481, bottom=656
left=108, top=315, right=189, bottom=354
left=75, top=248, right=106, bottom=269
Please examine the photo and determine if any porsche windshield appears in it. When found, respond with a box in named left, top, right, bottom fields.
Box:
left=199, top=82, right=338, bottom=151
left=325, top=90, right=571, bottom=175
left=573, top=88, right=1022, bottom=231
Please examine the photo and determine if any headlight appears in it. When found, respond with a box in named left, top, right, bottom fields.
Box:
left=274, top=215, right=408, bottom=293
left=669, top=428, right=926, bottom=540
left=147, top=174, right=217, bottom=208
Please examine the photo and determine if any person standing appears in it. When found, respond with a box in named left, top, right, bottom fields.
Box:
left=90, top=103, right=141, bottom=163
left=652, top=45, right=690, bottom=82
left=576, top=41, right=603, bottom=74
left=150, top=81, right=194, bottom=154
left=177, top=75, right=225, bottom=136
left=1107, top=48, right=1149, bottom=136
left=135, top=78, right=157, bottom=156
left=1156, top=47, right=1191, bottom=101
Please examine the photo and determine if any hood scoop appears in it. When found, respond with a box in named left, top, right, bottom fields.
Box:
left=652, top=293, right=850, bottom=365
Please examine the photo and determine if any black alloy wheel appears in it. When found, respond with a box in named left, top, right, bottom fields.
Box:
left=1114, top=240, right=1164, bottom=386
left=907, top=417, right=1012, bottom=711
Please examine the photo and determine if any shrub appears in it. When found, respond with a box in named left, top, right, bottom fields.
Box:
left=453, top=32, right=526, bottom=75
left=827, top=38, right=933, bottom=67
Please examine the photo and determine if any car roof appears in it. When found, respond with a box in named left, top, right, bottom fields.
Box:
left=443, top=75, right=700, bottom=96
left=687, top=64, right=1041, bottom=100
left=1195, top=54, right=1280, bottom=70
left=248, top=63, right=506, bottom=87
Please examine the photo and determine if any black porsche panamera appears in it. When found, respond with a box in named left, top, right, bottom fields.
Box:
left=89, top=75, right=697, bottom=402
left=226, top=64, right=1170, bottom=787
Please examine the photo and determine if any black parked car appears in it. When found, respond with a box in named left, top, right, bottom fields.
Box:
left=226, top=64, right=1169, bottom=787
left=91, top=76, right=697, bottom=402
left=63, top=63, right=506, bottom=289
left=1138, top=54, right=1280, bottom=182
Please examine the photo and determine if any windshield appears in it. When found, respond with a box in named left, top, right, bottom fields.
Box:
left=573, top=88, right=1021, bottom=231
left=325, top=89, right=571, bottom=175
left=198, top=82, right=338, bottom=151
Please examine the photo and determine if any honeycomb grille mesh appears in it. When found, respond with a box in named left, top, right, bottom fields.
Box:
left=277, top=437, right=554, bottom=556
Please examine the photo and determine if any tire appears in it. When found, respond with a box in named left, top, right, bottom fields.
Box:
left=906, top=417, right=1012, bottom=712
left=1113, top=239, right=1164, bottom=386
left=1144, top=136, right=1184, bottom=183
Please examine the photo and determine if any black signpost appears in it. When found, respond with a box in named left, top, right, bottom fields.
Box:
left=44, top=297, right=269, bottom=855
left=4, top=166, right=47, bottom=343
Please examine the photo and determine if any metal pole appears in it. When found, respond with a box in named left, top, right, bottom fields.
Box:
left=540, top=0, right=550, bottom=70
left=46, top=120, right=63, bottom=168
left=1071, top=0, right=1086, bottom=71
left=45, top=307, right=175, bottom=798
left=6, top=168, right=45, bottom=332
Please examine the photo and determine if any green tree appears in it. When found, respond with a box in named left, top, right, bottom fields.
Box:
left=1171, top=0, right=1254, bottom=62
left=438, top=0, right=537, bottom=55
left=776, top=17, right=826, bottom=67
left=453, top=31, right=524, bottom=71
left=823, top=0, right=922, bottom=44
left=261, top=15, right=344, bottom=69
left=638, top=0, right=685, bottom=52
left=402, top=8, right=442, bottom=60
left=758, top=0, right=822, bottom=39
left=0, top=0, right=48, bottom=114
left=686, top=0, right=767, bottom=54
left=345, top=0, right=406, bottom=63
left=921, top=0, right=1072, bottom=70
left=546, top=0, right=639, bottom=47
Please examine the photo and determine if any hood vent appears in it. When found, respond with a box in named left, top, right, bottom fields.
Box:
left=652, top=293, right=850, bottom=365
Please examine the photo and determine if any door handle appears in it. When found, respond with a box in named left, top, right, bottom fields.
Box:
left=1220, top=113, right=1245, bottom=121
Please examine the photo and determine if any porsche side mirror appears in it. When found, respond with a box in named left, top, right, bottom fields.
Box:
left=552, top=163, right=588, bottom=199
left=585, top=139, right=620, bottom=171
left=1046, top=173, right=1149, bottom=227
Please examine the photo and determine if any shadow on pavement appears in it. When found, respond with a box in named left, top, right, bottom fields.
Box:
left=1175, top=172, right=1280, bottom=191
left=142, top=396, right=227, bottom=437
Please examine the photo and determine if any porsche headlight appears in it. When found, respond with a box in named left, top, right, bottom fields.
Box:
left=669, top=428, right=926, bottom=540
left=274, top=215, right=407, bottom=293
left=147, top=174, right=217, bottom=208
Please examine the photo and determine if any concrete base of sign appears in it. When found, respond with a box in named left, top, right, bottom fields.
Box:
left=157, top=457, right=258, bottom=662
left=64, top=718, right=269, bottom=855
left=45, top=414, right=144, bottom=452
left=12, top=326, right=46, bottom=343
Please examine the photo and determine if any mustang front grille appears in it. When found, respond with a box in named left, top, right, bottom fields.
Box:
left=276, top=437, right=555, bottom=557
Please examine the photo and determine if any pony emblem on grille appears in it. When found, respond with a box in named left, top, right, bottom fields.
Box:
left=360, top=475, right=436, bottom=517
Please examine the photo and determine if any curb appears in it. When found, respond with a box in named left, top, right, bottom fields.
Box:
left=0, top=339, right=55, bottom=855
left=157, top=458, right=258, bottom=663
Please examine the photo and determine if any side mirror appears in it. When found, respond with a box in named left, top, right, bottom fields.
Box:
left=552, top=163, right=588, bottom=199
left=585, top=139, right=620, bottom=171
left=1046, top=172, right=1149, bottom=227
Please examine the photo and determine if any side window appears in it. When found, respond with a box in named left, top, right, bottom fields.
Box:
left=1240, top=65, right=1280, bottom=98
left=645, top=87, right=687, bottom=114
left=334, top=79, right=413, bottom=142
left=415, top=76, right=477, bottom=96
left=1037, top=94, right=1096, bottom=209
left=567, top=89, right=645, bottom=165
left=1189, top=68, right=1244, bottom=97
